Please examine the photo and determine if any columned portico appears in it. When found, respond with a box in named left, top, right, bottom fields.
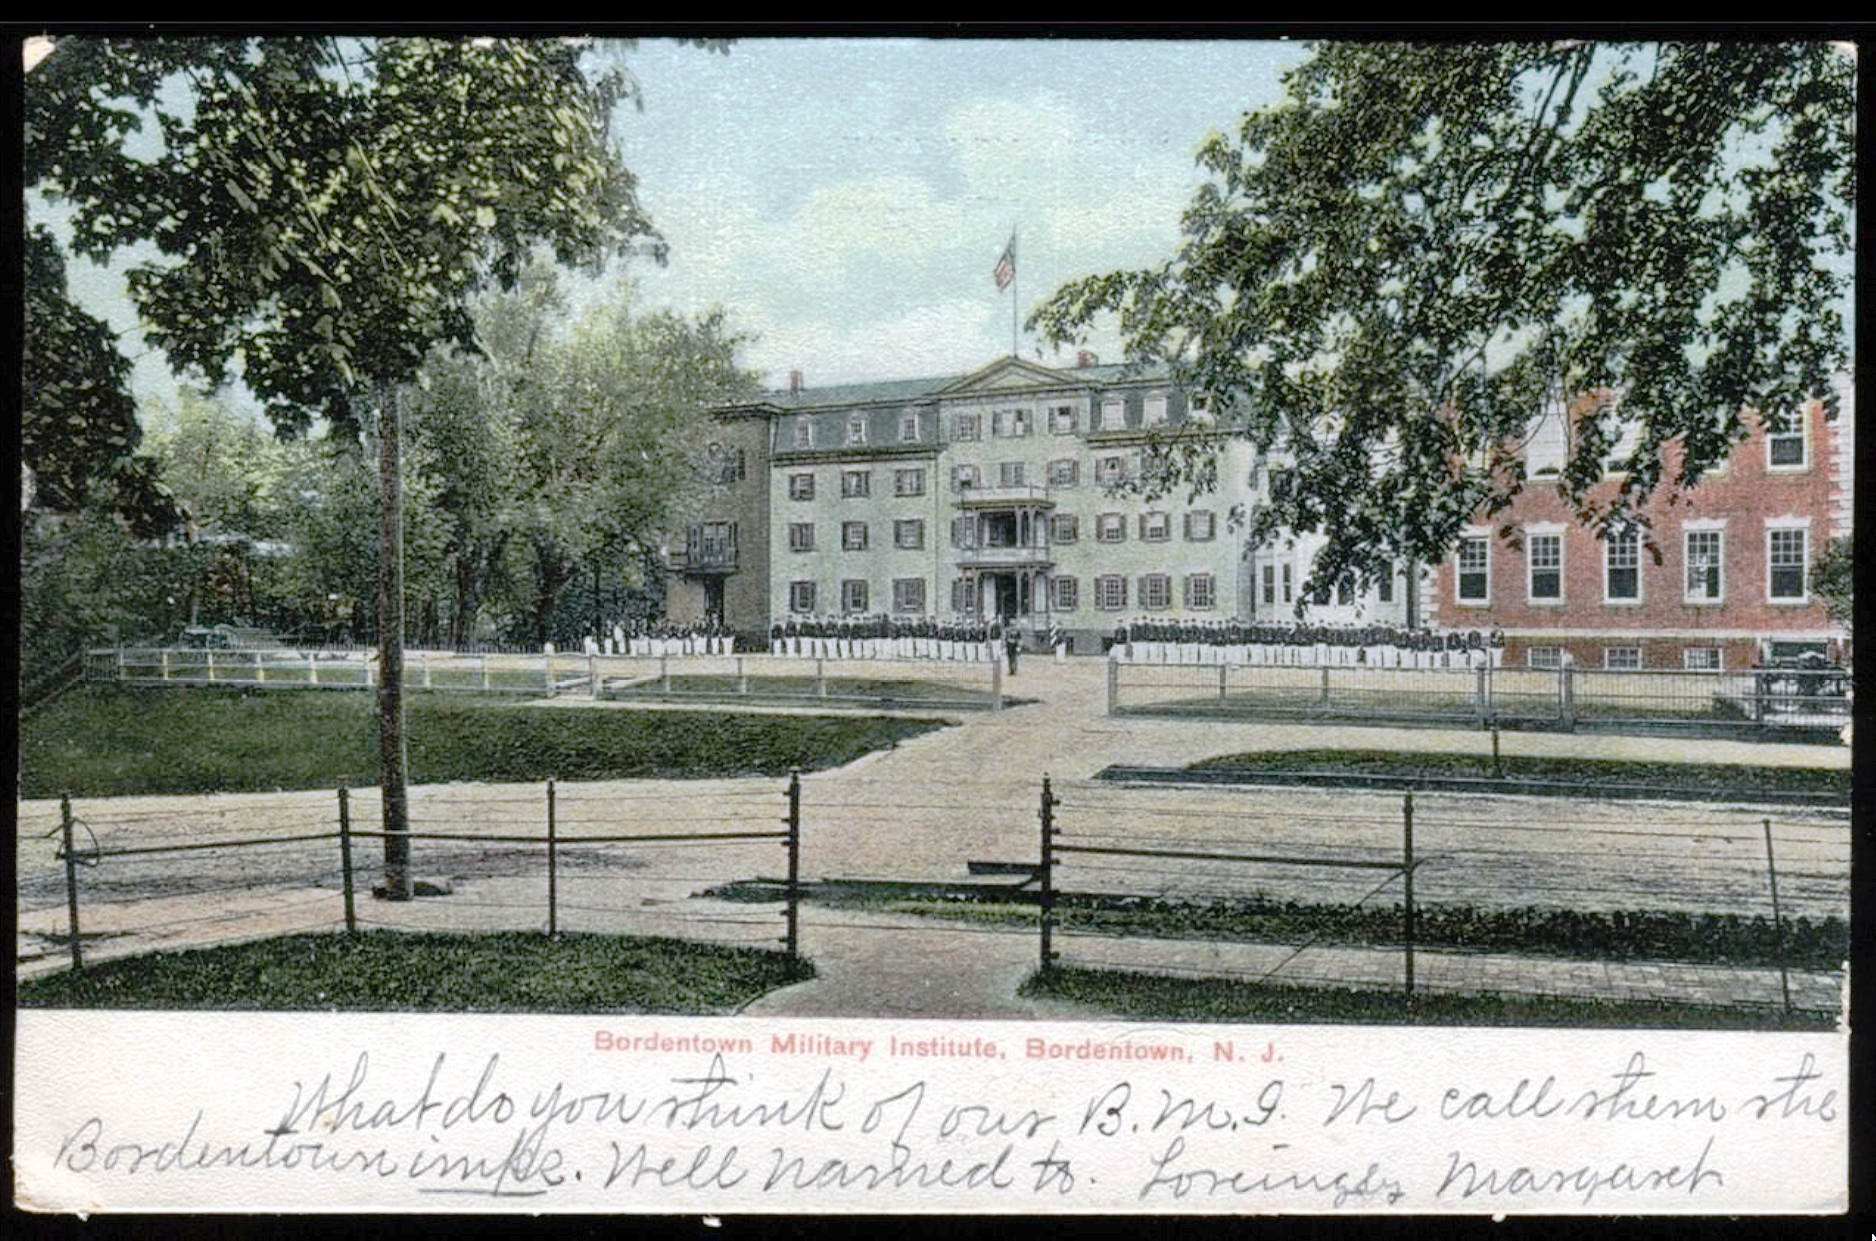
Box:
left=955, top=484, right=1054, bottom=626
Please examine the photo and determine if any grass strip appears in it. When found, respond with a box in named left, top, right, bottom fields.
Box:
left=1185, top=749, right=1849, bottom=799
left=1020, top=966, right=1835, bottom=1030
left=714, top=886, right=1847, bottom=973
left=19, top=686, right=947, bottom=797
left=16, top=931, right=813, bottom=1013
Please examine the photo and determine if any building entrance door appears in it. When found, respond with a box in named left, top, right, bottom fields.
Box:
left=984, top=572, right=1020, bottom=621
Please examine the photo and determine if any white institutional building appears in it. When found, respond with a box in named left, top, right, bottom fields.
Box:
left=668, top=355, right=1416, bottom=652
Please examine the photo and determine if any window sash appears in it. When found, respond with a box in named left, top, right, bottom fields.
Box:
left=1095, top=575, right=1127, bottom=610
left=894, top=468, right=925, bottom=497
left=842, top=522, right=868, bottom=551
left=1052, top=576, right=1079, bottom=610
left=789, top=582, right=816, bottom=613
left=788, top=523, right=815, bottom=552
left=841, top=580, right=868, bottom=613
left=1685, top=531, right=1722, bottom=600
left=788, top=473, right=815, bottom=501
left=892, top=578, right=926, bottom=613
left=1605, top=533, right=1640, bottom=601
left=1139, top=574, right=1172, bottom=609
left=1768, top=529, right=1807, bottom=599
left=1529, top=535, right=1562, bottom=600
left=1050, top=515, right=1078, bottom=543
left=1457, top=537, right=1489, bottom=601
left=894, top=520, right=924, bottom=550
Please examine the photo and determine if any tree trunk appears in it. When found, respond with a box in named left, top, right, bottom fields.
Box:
left=531, top=535, right=573, bottom=648
left=377, top=379, right=411, bottom=900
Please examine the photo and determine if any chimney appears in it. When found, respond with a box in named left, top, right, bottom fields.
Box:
left=1076, top=350, right=1098, bottom=369
left=789, top=369, right=804, bottom=395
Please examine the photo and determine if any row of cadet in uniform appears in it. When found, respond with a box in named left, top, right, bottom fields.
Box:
left=1110, top=619, right=1508, bottom=669
left=583, top=618, right=735, bottom=657
left=766, top=614, right=1060, bottom=662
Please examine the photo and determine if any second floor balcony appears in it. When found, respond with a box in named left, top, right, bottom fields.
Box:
left=671, top=523, right=739, bottom=574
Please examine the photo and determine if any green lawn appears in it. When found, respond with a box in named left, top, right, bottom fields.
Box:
left=1185, top=748, right=1851, bottom=800
left=712, top=884, right=1848, bottom=972
left=16, top=931, right=813, bottom=1013
left=18, top=685, right=948, bottom=797
left=1021, top=966, right=1834, bottom=1030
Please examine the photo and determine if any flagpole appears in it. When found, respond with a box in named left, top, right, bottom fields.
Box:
left=1010, top=227, right=1018, bottom=358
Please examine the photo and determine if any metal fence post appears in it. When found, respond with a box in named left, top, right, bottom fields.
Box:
left=547, top=779, right=558, bottom=938
left=481, top=653, right=490, bottom=691
left=990, top=649, right=1003, bottom=710
left=308, top=653, right=319, bottom=686
left=1559, top=665, right=1575, bottom=731
left=545, top=651, right=555, bottom=697
left=661, top=654, right=672, bottom=694
left=1039, top=775, right=1058, bottom=974
left=1320, top=664, right=1331, bottom=705
left=1218, top=662, right=1229, bottom=702
left=815, top=657, right=827, bottom=698
left=588, top=653, right=600, bottom=699
left=1106, top=657, right=1119, bottom=716
left=161, top=649, right=171, bottom=681
left=338, top=786, right=356, bottom=934
left=1402, top=792, right=1415, bottom=1003
left=737, top=656, right=748, bottom=697
left=206, top=648, right=216, bottom=683
left=1474, top=664, right=1488, bottom=725
left=1763, top=818, right=1792, bottom=1015
left=254, top=649, right=265, bottom=684
left=785, top=771, right=802, bottom=960
left=60, top=793, right=83, bottom=971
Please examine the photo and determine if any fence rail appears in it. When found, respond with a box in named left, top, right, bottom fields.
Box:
left=1034, top=777, right=1846, bottom=1013
left=42, top=776, right=805, bottom=973
left=1107, top=658, right=1850, bottom=737
left=84, top=648, right=1005, bottom=710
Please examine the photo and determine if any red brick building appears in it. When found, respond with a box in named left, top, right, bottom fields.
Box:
left=1430, top=392, right=1852, bottom=672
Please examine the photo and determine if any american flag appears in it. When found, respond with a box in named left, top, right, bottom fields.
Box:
left=993, top=238, right=1015, bottom=292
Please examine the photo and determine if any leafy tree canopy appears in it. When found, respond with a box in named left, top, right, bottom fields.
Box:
left=22, top=224, right=177, bottom=536
left=1030, top=41, right=1854, bottom=592
left=26, top=35, right=659, bottom=438
left=1810, top=535, right=1853, bottom=634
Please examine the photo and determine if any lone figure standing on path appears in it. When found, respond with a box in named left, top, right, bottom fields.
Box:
left=1004, top=623, right=1022, bottom=675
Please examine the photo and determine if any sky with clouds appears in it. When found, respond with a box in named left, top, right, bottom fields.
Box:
left=602, top=37, right=1309, bottom=391
left=45, top=36, right=1851, bottom=411
left=48, top=36, right=1307, bottom=408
